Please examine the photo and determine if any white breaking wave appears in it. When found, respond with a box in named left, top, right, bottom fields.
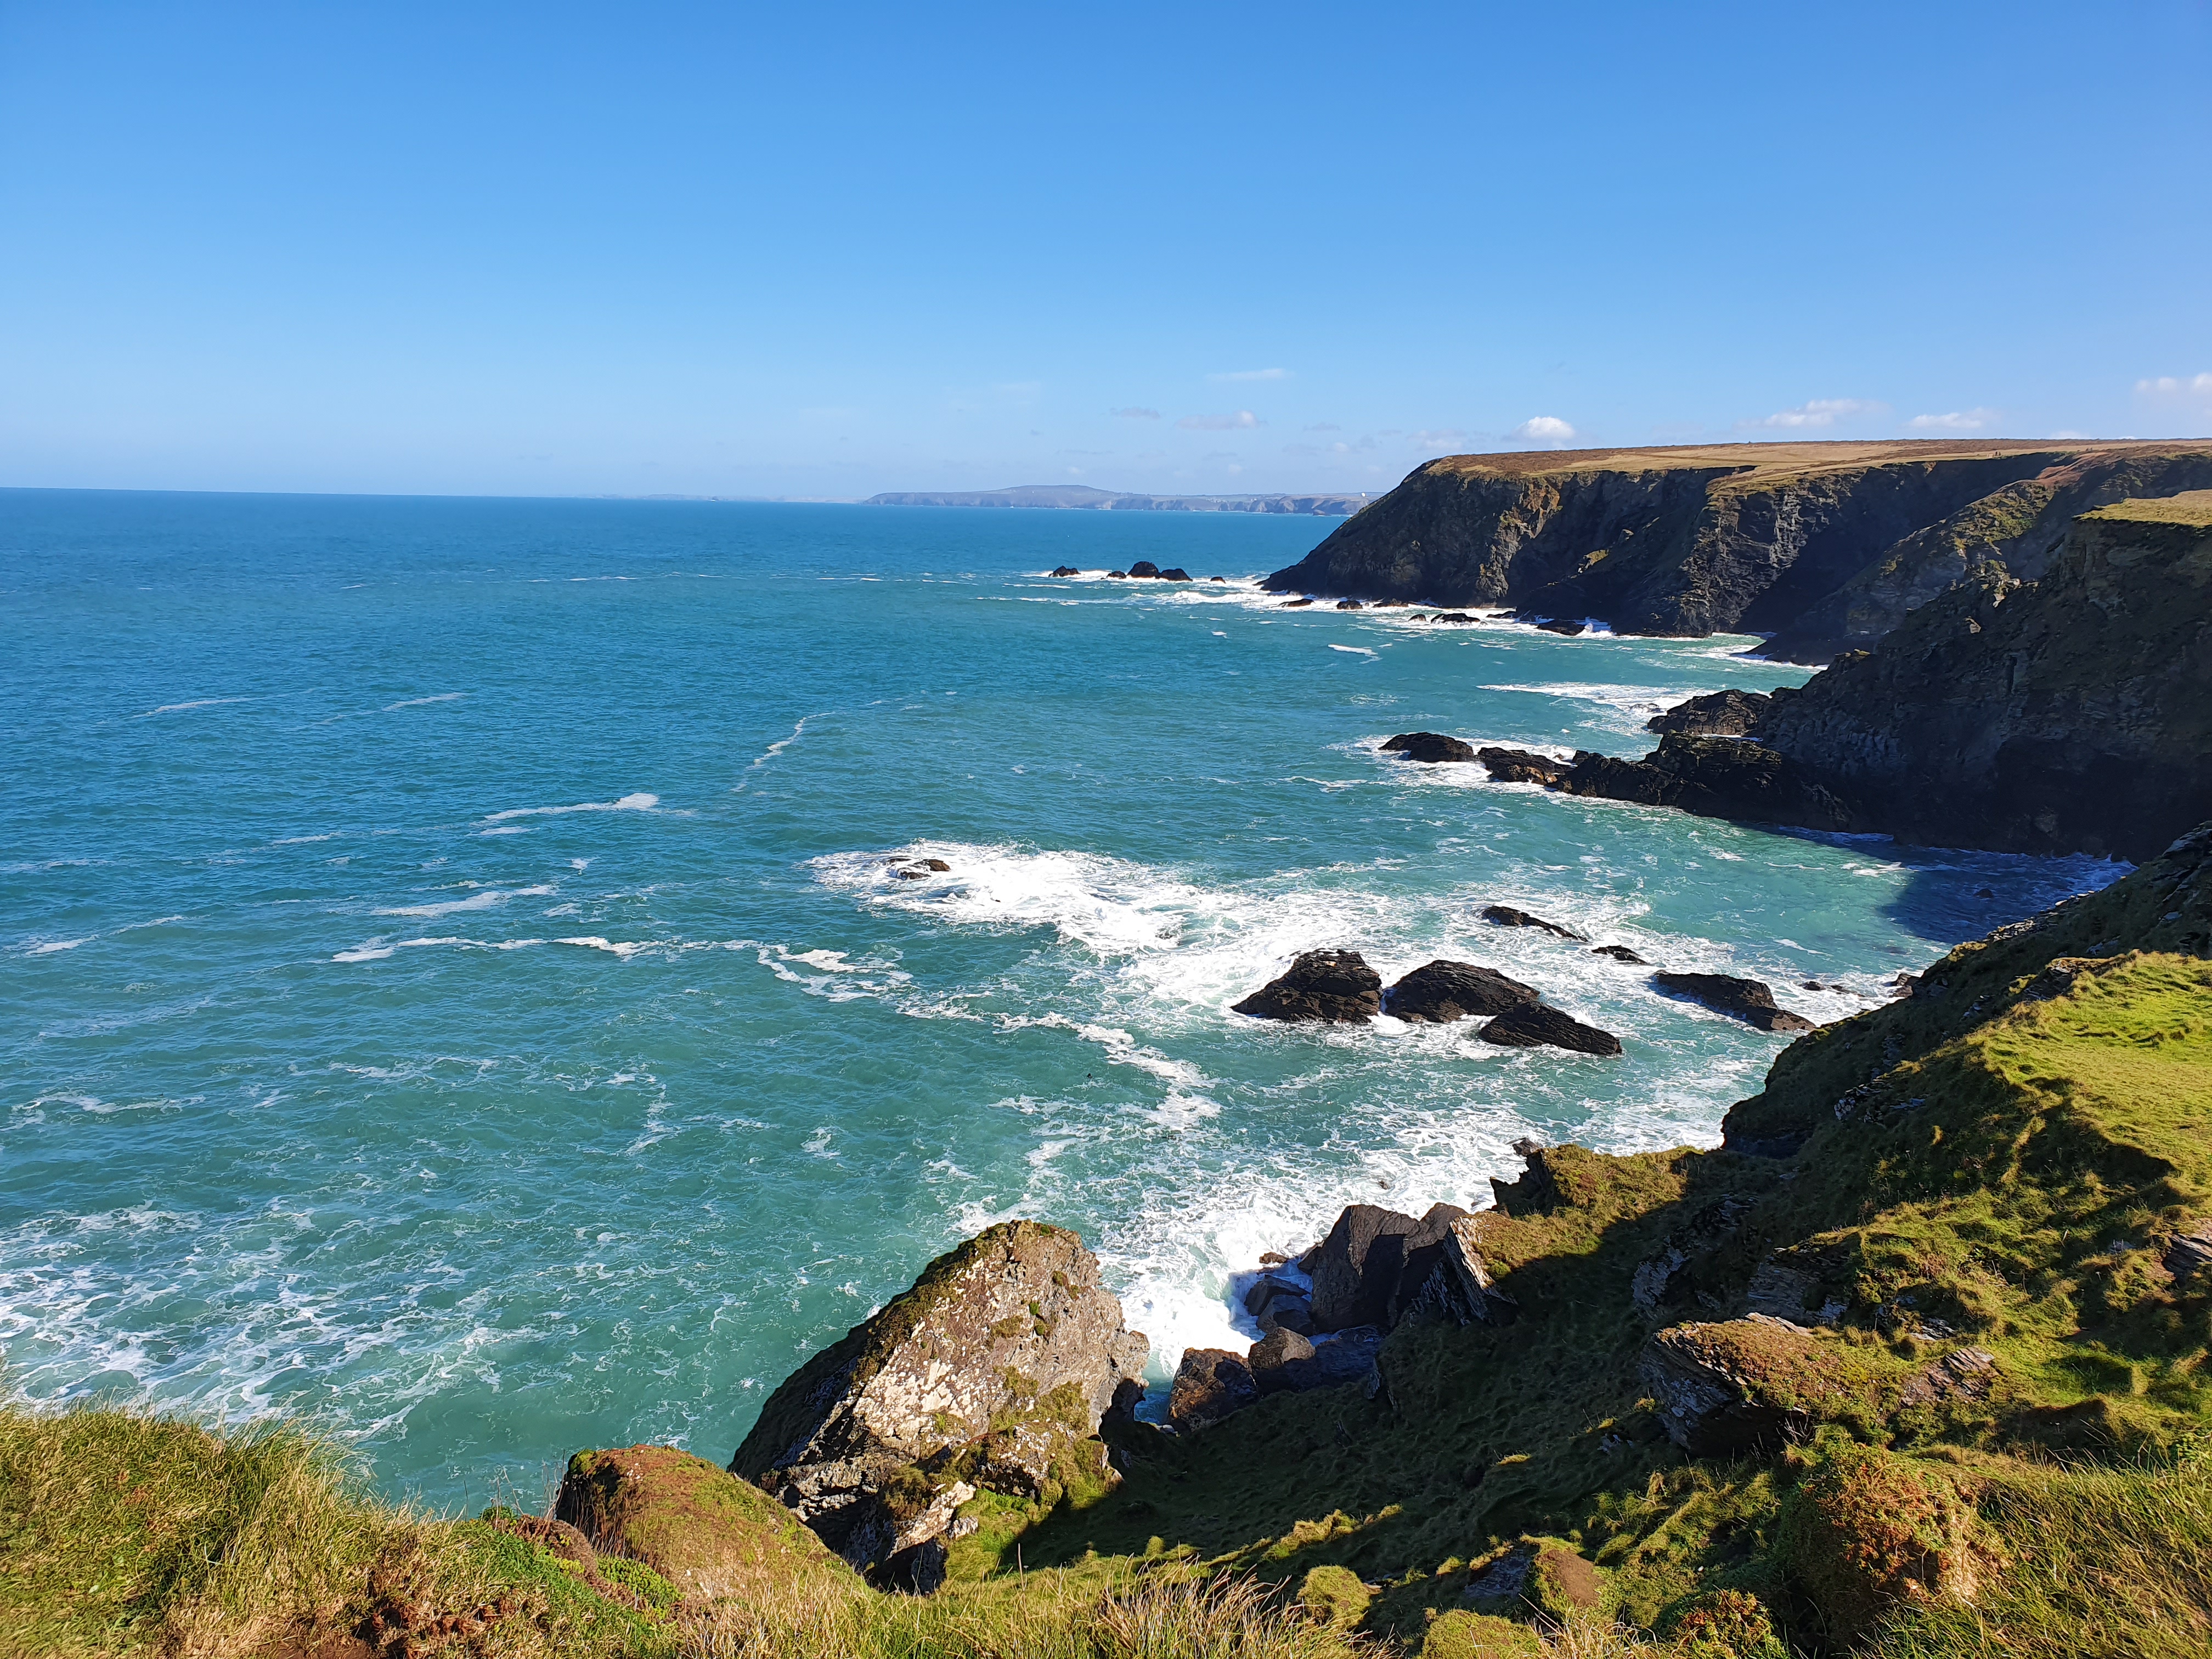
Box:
left=480, top=793, right=659, bottom=823
left=374, top=884, right=556, bottom=919
left=137, top=697, right=250, bottom=717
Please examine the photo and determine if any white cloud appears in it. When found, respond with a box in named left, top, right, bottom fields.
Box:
left=1208, top=368, right=1289, bottom=382
left=1410, top=428, right=1467, bottom=448
left=2135, top=373, right=2212, bottom=395
left=1509, top=416, right=1577, bottom=445
left=1176, top=410, right=1263, bottom=431
left=1110, top=406, right=1161, bottom=419
left=1907, top=408, right=2000, bottom=432
left=1741, top=398, right=1884, bottom=430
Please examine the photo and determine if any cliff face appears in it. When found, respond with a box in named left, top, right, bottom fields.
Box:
left=1756, top=493, right=2212, bottom=859
left=1262, top=439, right=2212, bottom=655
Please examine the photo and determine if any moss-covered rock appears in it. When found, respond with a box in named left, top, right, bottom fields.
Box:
left=1297, top=1562, right=1372, bottom=1629
left=1419, top=1607, right=1544, bottom=1657
left=1776, top=1444, right=1993, bottom=1643
left=556, top=1443, right=860, bottom=1605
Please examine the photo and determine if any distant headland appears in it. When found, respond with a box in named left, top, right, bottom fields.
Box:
left=863, top=483, right=1376, bottom=515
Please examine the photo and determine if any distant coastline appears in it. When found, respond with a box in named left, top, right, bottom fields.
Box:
left=863, top=483, right=1376, bottom=516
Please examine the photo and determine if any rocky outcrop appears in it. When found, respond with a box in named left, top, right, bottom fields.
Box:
left=730, top=1222, right=1146, bottom=1578
left=1306, top=1204, right=1425, bottom=1330
left=1646, top=689, right=1774, bottom=736
left=1477, top=747, right=1571, bottom=785
left=1480, top=904, right=1585, bottom=940
left=1169, top=1348, right=1259, bottom=1430
left=1750, top=494, right=2212, bottom=859
left=1640, top=1315, right=1852, bottom=1456
left=1592, top=944, right=1650, bottom=964
left=1260, top=439, right=2212, bottom=649
left=1478, top=1002, right=1623, bottom=1055
left=1383, top=960, right=1537, bottom=1023
left=1652, top=972, right=1816, bottom=1033
left=557, top=1444, right=857, bottom=1602
left=889, top=856, right=951, bottom=878
left=1232, top=950, right=1384, bottom=1022
left=1483, top=736, right=1855, bottom=832
left=1380, top=731, right=1477, bottom=763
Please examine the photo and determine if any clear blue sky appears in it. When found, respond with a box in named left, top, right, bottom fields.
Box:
left=3, top=1, right=2208, bottom=499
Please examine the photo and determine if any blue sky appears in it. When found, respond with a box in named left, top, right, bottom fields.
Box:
left=3, top=1, right=2208, bottom=499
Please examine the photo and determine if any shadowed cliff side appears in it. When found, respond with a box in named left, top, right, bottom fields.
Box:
left=1261, top=439, right=2212, bottom=653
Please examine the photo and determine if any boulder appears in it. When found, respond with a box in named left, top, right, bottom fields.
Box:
left=1777, top=1445, right=1989, bottom=1644
left=1158, top=567, right=1192, bottom=582
left=1306, top=1204, right=1420, bottom=1330
left=1048, top=565, right=1080, bottom=577
left=1477, top=1002, right=1623, bottom=1055
left=1336, top=599, right=1364, bottom=610
left=1232, top=949, right=1383, bottom=1023
left=1380, top=731, right=1477, bottom=763
left=1107, top=570, right=1128, bottom=579
left=1639, top=1314, right=1850, bottom=1457
left=1126, top=561, right=1162, bottom=578
left=1401, top=1215, right=1519, bottom=1327
left=1246, top=1328, right=1315, bottom=1395
left=1590, top=944, right=1649, bottom=964
left=729, top=1221, right=1147, bottom=1576
left=1646, top=688, right=1774, bottom=736
left=1480, top=904, right=1586, bottom=940
left=1209, top=575, right=1226, bottom=582
left=1169, top=1347, right=1259, bottom=1430
left=1383, top=960, right=1538, bottom=1023
left=1534, top=619, right=1587, bottom=636
left=557, top=1444, right=857, bottom=1602
left=1476, top=746, right=1572, bottom=786
left=1652, top=971, right=1816, bottom=1032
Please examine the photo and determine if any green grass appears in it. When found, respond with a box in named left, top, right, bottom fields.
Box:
left=2083, top=490, right=2212, bottom=528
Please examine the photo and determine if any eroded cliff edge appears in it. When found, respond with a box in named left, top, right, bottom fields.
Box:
left=1262, top=438, right=2212, bottom=657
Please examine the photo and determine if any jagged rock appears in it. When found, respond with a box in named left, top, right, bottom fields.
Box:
left=1478, top=1002, right=1623, bottom=1055
left=1232, top=950, right=1383, bottom=1022
left=1592, top=944, right=1650, bottom=964
left=1899, top=1346, right=1999, bottom=1407
left=1169, top=1348, right=1259, bottom=1429
left=1403, top=1215, right=1519, bottom=1327
left=1380, top=731, right=1477, bottom=763
left=2164, top=1227, right=2212, bottom=1283
left=1654, top=971, right=1816, bottom=1032
left=1307, top=1204, right=1420, bottom=1329
left=1242, top=1275, right=1314, bottom=1334
left=1247, top=1328, right=1315, bottom=1395
left=1629, top=1198, right=1755, bottom=1317
left=1048, top=565, right=1080, bottom=577
left=1640, top=1314, right=1848, bottom=1456
left=730, top=1221, right=1146, bottom=1576
left=1127, top=561, right=1162, bottom=578
left=1481, top=904, right=1586, bottom=940
left=1159, top=567, right=1192, bottom=581
left=557, top=1444, right=856, bottom=1601
left=1745, top=1259, right=1843, bottom=1327
left=1647, top=689, right=1774, bottom=736
left=1383, top=960, right=1538, bottom=1023
left=1551, top=736, right=1858, bottom=832
left=1477, top=746, right=1572, bottom=785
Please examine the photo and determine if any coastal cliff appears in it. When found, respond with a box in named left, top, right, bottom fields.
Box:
left=1261, top=439, right=2212, bottom=656
left=1471, top=492, right=2212, bottom=859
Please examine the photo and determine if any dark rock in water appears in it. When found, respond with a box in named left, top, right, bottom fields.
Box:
left=1307, top=1204, right=1420, bottom=1330
left=1477, top=746, right=1572, bottom=786
left=1126, top=561, right=1162, bottom=579
left=1592, top=944, right=1650, bottom=964
left=1481, top=904, right=1587, bottom=940
left=1976, top=887, right=1996, bottom=898
left=1281, top=596, right=1314, bottom=607
left=1158, top=567, right=1192, bottom=582
left=1384, top=960, right=1538, bottom=1023
left=1478, top=1002, right=1623, bottom=1055
left=730, top=1221, right=1147, bottom=1575
left=1639, top=1315, right=1846, bottom=1457
left=1107, top=570, right=1128, bottom=579
left=1209, top=575, right=1226, bottom=582
left=1336, top=599, right=1364, bottom=610
left=1430, top=611, right=1476, bottom=623
left=1232, top=949, right=1383, bottom=1023
left=1246, top=1328, right=1314, bottom=1394
left=1169, top=1347, right=1259, bottom=1429
left=1556, top=736, right=1857, bottom=832
left=1653, top=971, right=1816, bottom=1032
left=1373, top=598, right=1410, bottom=607
left=889, top=856, right=952, bottom=879
left=1260, top=1295, right=1313, bottom=1336
left=1380, top=731, right=1477, bottom=764
left=1048, top=565, right=1081, bottom=577
left=1646, top=689, right=1774, bottom=736
left=1534, top=619, right=1587, bottom=636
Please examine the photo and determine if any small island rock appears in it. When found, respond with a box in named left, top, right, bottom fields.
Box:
left=1481, top=904, right=1587, bottom=940
left=1384, top=960, right=1538, bottom=1023
left=1653, top=971, right=1816, bottom=1032
left=1381, top=731, right=1477, bottom=764
left=1232, top=950, right=1383, bottom=1023
left=1478, top=1002, right=1623, bottom=1055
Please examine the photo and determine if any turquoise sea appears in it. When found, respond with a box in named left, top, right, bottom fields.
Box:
left=0, top=489, right=2117, bottom=1507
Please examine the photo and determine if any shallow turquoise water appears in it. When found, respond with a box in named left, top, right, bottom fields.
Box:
left=0, top=490, right=2115, bottom=1506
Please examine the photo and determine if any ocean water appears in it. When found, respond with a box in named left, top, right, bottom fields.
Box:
left=0, top=489, right=2118, bottom=1506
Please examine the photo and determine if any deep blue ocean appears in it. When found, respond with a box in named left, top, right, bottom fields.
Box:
left=0, top=489, right=2117, bottom=1507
